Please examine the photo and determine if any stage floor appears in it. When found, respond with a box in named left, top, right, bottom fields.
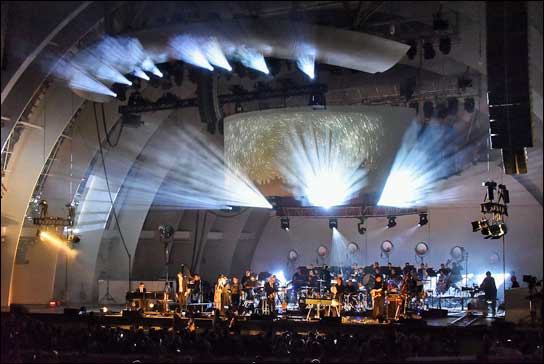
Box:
left=2, top=304, right=503, bottom=330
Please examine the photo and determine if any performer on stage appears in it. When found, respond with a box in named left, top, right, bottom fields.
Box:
left=449, top=262, right=463, bottom=292
left=188, top=274, right=202, bottom=304
left=176, top=265, right=189, bottom=309
left=346, top=279, right=357, bottom=294
left=136, top=282, right=146, bottom=310
left=264, top=275, right=277, bottom=315
left=214, top=275, right=230, bottom=313
left=230, top=276, right=241, bottom=309
left=480, top=271, right=497, bottom=317
left=371, top=274, right=387, bottom=320
left=331, top=276, right=345, bottom=301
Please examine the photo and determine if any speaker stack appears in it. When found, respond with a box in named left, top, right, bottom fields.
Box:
left=486, top=1, right=533, bottom=174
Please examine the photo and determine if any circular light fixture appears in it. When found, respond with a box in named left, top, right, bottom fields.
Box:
left=381, top=240, right=394, bottom=253
left=415, top=242, right=429, bottom=256
left=489, top=252, right=500, bottom=265
left=347, top=242, right=359, bottom=254
left=288, top=249, right=298, bottom=262
left=450, top=246, right=465, bottom=262
left=317, top=245, right=328, bottom=257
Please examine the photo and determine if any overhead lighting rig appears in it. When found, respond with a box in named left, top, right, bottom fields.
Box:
left=471, top=181, right=509, bottom=239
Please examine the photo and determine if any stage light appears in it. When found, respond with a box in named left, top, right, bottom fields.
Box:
left=423, top=41, right=435, bottom=60
left=439, top=37, right=451, bottom=55
left=464, top=98, right=475, bottom=113
left=498, top=184, right=510, bottom=203
left=233, top=46, right=269, bottom=74
left=381, top=240, right=394, bottom=254
left=418, top=213, right=428, bottom=226
left=49, top=300, right=57, bottom=308
left=201, top=37, right=232, bottom=71
left=141, top=58, right=163, bottom=77
left=288, top=250, right=298, bottom=262
left=100, top=306, right=108, bottom=313
left=280, top=216, right=290, bottom=231
left=407, top=40, right=417, bottom=60
left=133, top=67, right=150, bottom=81
left=148, top=302, right=155, bottom=309
left=308, top=92, right=326, bottom=110
left=348, top=242, right=359, bottom=254
left=415, top=242, right=429, bottom=256
left=296, top=53, right=315, bottom=79
left=387, top=216, right=397, bottom=228
left=471, top=220, right=481, bottom=232
left=39, top=231, right=77, bottom=257
left=329, top=218, right=338, bottom=230
left=483, top=181, right=497, bottom=201
left=274, top=271, right=286, bottom=284
left=357, top=222, right=366, bottom=235
left=170, top=35, right=214, bottom=71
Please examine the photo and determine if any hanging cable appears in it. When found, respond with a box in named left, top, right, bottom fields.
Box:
left=100, top=103, right=124, bottom=147
left=93, top=102, right=132, bottom=292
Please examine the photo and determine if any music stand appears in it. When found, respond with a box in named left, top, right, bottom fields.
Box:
left=99, top=274, right=116, bottom=304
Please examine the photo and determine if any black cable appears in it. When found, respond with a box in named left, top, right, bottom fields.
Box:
left=101, top=103, right=124, bottom=147
left=93, top=102, right=132, bottom=292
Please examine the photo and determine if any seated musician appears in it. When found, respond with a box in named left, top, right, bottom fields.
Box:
left=332, top=276, right=345, bottom=300
left=241, top=270, right=252, bottom=290
left=357, top=281, right=365, bottom=292
left=403, top=262, right=412, bottom=275
left=292, top=267, right=305, bottom=290
left=308, top=269, right=318, bottom=287
left=351, top=263, right=359, bottom=279
left=373, top=261, right=380, bottom=270
left=417, top=263, right=428, bottom=280
left=264, top=275, right=277, bottom=315
left=346, top=279, right=358, bottom=294
left=137, top=282, right=146, bottom=293
left=438, top=263, right=450, bottom=276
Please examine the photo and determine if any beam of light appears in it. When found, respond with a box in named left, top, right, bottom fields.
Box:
left=294, top=44, right=316, bottom=79
left=230, top=45, right=269, bottom=74
left=53, top=58, right=117, bottom=97
left=278, top=125, right=367, bottom=208
left=170, top=35, right=214, bottom=71
left=274, top=271, right=286, bottom=284
left=378, top=120, right=476, bottom=208
left=39, top=231, right=77, bottom=257
left=73, top=49, right=132, bottom=86
left=331, top=227, right=352, bottom=268
left=201, top=37, right=232, bottom=71
left=141, top=58, right=163, bottom=77
left=108, top=123, right=272, bottom=210
left=133, top=67, right=150, bottom=81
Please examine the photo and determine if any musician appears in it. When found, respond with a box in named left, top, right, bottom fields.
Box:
left=189, top=274, right=202, bottom=303
left=351, top=263, right=359, bottom=280
left=264, top=275, right=277, bottom=315
left=417, top=263, right=428, bottom=280
left=373, top=261, right=380, bottom=270
left=346, top=279, right=358, bottom=294
left=449, top=262, right=463, bottom=292
left=480, top=271, right=497, bottom=317
left=176, top=266, right=189, bottom=308
left=214, top=275, right=230, bottom=313
left=331, top=276, right=345, bottom=301
left=241, top=270, right=252, bottom=288
left=371, top=274, right=387, bottom=319
left=438, top=263, right=450, bottom=275
left=403, top=262, right=412, bottom=275
left=510, top=275, right=520, bottom=288
left=136, top=282, right=146, bottom=311
left=308, top=269, right=318, bottom=287
left=292, top=267, right=305, bottom=290
left=230, top=277, right=242, bottom=309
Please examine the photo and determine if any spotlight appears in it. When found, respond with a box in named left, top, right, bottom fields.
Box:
left=439, top=37, right=451, bottom=55
left=498, top=184, right=510, bottom=204
left=387, top=216, right=397, bottom=228
left=418, top=213, right=428, bottom=226
left=280, top=216, right=290, bottom=231
left=308, top=92, right=326, bottom=110
left=423, top=41, right=435, bottom=60
left=464, top=97, right=475, bottom=113
left=471, top=220, right=481, bottom=232
left=423, top=101, right=434, bottom=119
left=68, top=235, right=80, bottom=244
left=329, top=218, right=338, bottom=230
left=406, top=40, right=417, bottom=60
left=357, top=222, right=366, bottom=235
left=100, top=306, right=108, bottom=313
left=489, top=222, right=507, bottom=239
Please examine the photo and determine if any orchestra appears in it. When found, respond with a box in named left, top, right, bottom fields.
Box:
left=124, top=260, right=469, bottom=322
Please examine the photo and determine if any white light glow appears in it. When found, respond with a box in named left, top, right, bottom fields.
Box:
left=232, top=46, right=269, bottom=74
left=274, top=271, right=286, bottom=284
left=170, top=35, right=214, bottom=71
left=295, top=45, right=316, bottom=79
left=133, top=67, right=150, bottom=81
left=201, top=37, right=232, bottom=71
left=40, top=231, right=77, bottom=257
left=141, top=58, right=163, bottom=77
left=378, top=121, right=471, bottom=208
left=279, top=126, right=367, bottom=208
